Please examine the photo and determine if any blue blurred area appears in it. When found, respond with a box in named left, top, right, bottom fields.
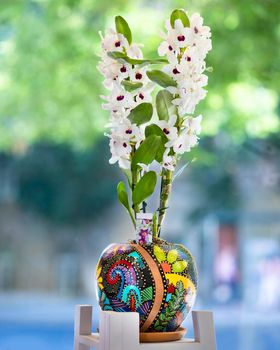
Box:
left=0, top=297, right=280, bottom=350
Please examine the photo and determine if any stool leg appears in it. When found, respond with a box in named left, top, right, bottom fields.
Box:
left=74, top=305, right=93, bottom=350
left=192, top=311, right=217, bottom=350
left=99, top=311, right=139, bottom=350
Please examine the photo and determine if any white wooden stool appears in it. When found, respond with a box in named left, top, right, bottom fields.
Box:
left=74, top=305, right=217, bottom=350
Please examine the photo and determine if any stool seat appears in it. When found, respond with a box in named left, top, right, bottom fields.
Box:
left=74, top=305, right=217, bottom=350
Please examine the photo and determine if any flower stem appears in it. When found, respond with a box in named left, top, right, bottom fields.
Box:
left=157, top=168, right=173, bottom=237
left=132, top=168, right=140, bottom=218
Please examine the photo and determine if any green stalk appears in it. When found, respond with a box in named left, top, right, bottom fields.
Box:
left=157, top=168, right=173, bottom=237
left=128, top=205, right=136, bottom=228
left=131, top=167, right=140, bottom=218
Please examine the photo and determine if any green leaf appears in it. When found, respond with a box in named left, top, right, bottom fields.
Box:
left=145, top=124, right=168, bottom=142
left=153, top=245, right=166, bottom=263
left=170, top=9, right=190, bottom=28
left=172, top=260, right=188, bottom=273
left=115, top=16, right=132, bottom=44
left=121, top=80, right=143, bottom=92
left=131, top=135, right=161, bottom=170
left=145, top=124, right=168, bottom=162
left=117, top=181, right=130, bottom=210
left=132, top=171, right=157, bottom=205
left=107, top=51, right=168, bottom=65
left=176, top=280, right=184, bottom=292
left=156, top=90, right=176, bottom=121
left=167, top=249, right=178, bottom=264
left=128, top=103, right=153, bottom=125
left=117, top=181, right=135, bottom=226
left=146, top=70, right=176, bottom=88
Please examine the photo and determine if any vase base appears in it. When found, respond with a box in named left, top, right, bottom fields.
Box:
left=140, top=327, right=187, bottom=343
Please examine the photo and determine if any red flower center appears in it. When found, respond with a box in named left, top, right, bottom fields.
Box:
left=123, top=142, right=127, bottom=147
left=117, top=95, right=124, bottom=101
left=187, top=56, right=191, bottom=62
left=135, top=73, right=142, bottom=80
left=120, top=66, right=127, bottom=73
left=125, top=129, right=132, bottom=134
left=139, top=93, right=144, bottom=100
left=168, top=45, right=173, bottom=51
left=177, top=35, right=185, bottom=41
left=173, top=68, right=180, bottom=74
left=115, top=41, right=121, bottom=47
left=194, top=26, right=199, bottom=34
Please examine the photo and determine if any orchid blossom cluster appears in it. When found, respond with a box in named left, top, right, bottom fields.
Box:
left=98, top=10, right=212, bottom=236
left=98, top=27, right=153, bottom=169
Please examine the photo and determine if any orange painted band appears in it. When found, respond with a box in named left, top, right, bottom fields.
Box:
left=132, top=244, right=164, bottom=332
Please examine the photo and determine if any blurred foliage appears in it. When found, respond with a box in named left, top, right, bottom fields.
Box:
left=14, top=138, right=119, bottom=223
left=0, top=0, right=279, bottom=149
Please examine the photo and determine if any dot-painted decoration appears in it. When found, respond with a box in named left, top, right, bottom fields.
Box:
left=96, top=239, right=197, bottom=332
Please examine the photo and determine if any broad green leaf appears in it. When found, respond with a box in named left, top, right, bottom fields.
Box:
left=147, top=70, right=176, bottom=88
left=115, top=16, right=132, bottom=44
left=172, top=260, right=188, bottom=273
left=121, top=80, right=143, bottom=92
left=132, top=171, right=157, bottom=205
left=145, top=124, right=168, bottom=162
left=131, top=135, right=161, bottom=170
left=107, top=51, right=168, bottom=65
left=156, top=90, right=175, bottom=121
left=145, top=124, right=168, bottom=141
left=117, top=181, right=130, bottom=210
left=170, top=9, right=190, bottom=28
left=154, top=245, right=166, bottom=263
left=128, top=103, right=153, bottom=125
left=117, top=181, right=135, bottom=225
left=167, top=249, right=178, bottom=264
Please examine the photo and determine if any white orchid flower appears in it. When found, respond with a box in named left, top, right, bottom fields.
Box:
left=100, top=29, right=129, bottom=52
left=101, top=82, right=135, bottom=112
left=171, top=81, right=207, bottom=115
left=158, top=20, right=180, bottom=55
left=183, top=115, right=202, bottom=135
left=159, top=19, right=189, bottom=54
left=135, top=83, right=154, bottom=103
left=138, top=163, right=150, bottom=172
left=129, top=67, right=149, bottom=85
left=162, top=149, right=176, bottom=171
left=157, top=114, right=178, bottom=145
left=185, top=14, right=212, bottom=59
left=126, top=43, right=144, bottom=59
left=172, top=129, right=198, bottom=154
left=113, top=119, right=144, bottom=144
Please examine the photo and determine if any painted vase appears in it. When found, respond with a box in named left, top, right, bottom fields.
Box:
left=96, top=214, right=197, bottom=333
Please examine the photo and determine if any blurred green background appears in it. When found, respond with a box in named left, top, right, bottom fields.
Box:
left=0, top=1, right=280, bottom=349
